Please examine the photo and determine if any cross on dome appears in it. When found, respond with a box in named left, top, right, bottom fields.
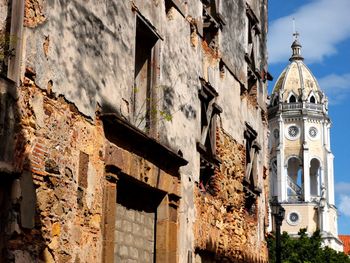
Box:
left=293, top=31, right=299, bottom=40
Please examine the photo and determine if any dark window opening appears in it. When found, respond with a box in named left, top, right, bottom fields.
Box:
left=0, top=176, right=12, bottom=259
left=247, top=19, right=255, bottom=68
left=117, top=177, right=164, bottom=212
left=244, top=190, right=257, bottom=215
left=134, top=16, right=159, bottom=132
left=202, top=0, right=217, bottom=17
left=289, top=94, right=296, bottom=103
left=202, top=0, right=225, bottom=52
left=245, top=6, right=261, bottom=102
left=247, top=68, right=258, bottom=102
left=310, top=95, right=316, bottom=103
left=272, top=96, right=278, bottom=106
left=194, top=249, right=216, bottom=263
left=246, top=5, right=259, bottom=69
left=199, top=160, right=216, bottom=195
left=197, top=78, right=222, bottom=195
left=202, top=11, right=219, bottom=51
left=165, top=0, right=173, bottom=16
left=243, top=123, right=261, bottom=215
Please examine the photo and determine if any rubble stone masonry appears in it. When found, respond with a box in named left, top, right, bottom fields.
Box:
left=194, top=124, right=269, bottom=263
left=4, top=76, right=105, bottom=262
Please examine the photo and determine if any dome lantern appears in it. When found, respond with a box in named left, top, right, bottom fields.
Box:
left=289, top=36, right=304, bottom=61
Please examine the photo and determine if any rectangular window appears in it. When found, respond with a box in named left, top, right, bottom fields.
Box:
left=245, top=5, right=261, bottom=103
left=244, top=123, right=261, bottom=214
left=197, top=78, right=222, bottom=194
left=202, top=0, right=225, bottom=52
left=133, top=16, right=159, bottom=132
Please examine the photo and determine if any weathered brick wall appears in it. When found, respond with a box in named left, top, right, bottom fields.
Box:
left=4, top=74, right=106, bottom=262
left=114, top=204, right=155, bottom=262
left=194, top=124, right=269, bottom=263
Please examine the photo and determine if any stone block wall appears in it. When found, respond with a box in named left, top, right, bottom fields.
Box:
left=114, top=204, right=155, bottom=263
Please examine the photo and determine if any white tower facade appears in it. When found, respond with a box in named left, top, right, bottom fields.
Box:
left=268, top=37, right=343, bottom=251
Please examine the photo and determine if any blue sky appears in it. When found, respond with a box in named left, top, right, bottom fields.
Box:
left=268, top=0, right=350, bottom=234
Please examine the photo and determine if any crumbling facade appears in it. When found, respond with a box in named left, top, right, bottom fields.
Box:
left=0, top=0, right=270, bottom=262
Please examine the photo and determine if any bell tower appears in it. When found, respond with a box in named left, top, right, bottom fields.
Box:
left=268, top=35, right=343, bottom=251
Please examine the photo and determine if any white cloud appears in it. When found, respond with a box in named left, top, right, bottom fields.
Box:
left=339, top=195, right=350, bottom=217
left=268, top=0, right=350, bottom=64
left=318, top=73, right=350, bottom=104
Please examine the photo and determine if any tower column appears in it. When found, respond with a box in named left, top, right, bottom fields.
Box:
left=327, top=153, right=335, bottom=205
left=282, top=165, right=288, bottom=201
left=327, top=124, right=331, bottom=150
left=320, top=203, right=329, bottom=233
left=277, top=115, right=286, bottom=202
left=303, top=150, right=310, bottom=201
left=321, top=120, right=326, bottom=147
left=302, top=117, right=310, bottom=202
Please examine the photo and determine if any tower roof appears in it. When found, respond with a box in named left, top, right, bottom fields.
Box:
left=272, top=37, right=322, bottom=101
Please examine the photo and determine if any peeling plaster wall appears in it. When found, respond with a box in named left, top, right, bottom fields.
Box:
left=1, top=0, right=270, bottom=262
left=219, top=0, right=247, bottom=85
left=24, top=0, right=136, bottom=118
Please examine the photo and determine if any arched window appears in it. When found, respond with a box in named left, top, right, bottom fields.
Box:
left=310, top=95, right=316, bottom=103
left=310, top=158, right=321, bottom=196
left=287, top=156, right=303, bottom=201
left=289, top=95, right=296, bottom=103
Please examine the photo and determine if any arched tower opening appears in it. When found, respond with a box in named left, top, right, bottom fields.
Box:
left=289, top=94, right=296, bottom=103
left=310, top=158, right=321, bottom=197
left=310, top=95, right=316, bottom=103
left=287, top=157, right=303, bottom=201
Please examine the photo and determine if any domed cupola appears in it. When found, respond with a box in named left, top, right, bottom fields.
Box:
left=270, top=36, right=327, bottom=109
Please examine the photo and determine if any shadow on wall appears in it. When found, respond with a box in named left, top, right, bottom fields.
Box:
left=0, top=75, right=47, bottom=262
left=46, top=0, right=127, bottom=114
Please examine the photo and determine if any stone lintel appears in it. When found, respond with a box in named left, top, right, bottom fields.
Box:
left=101, top=113, right=188, bottom=175
left=105, top=142, right=181, bottom=197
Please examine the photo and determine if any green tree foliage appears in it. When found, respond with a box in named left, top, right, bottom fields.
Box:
left=267, top=228, right=350, bottom=263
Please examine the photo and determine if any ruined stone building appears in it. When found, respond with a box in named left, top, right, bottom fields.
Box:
left=268, top=36, right=343, bottom=251
left=0, top=0, right=270, bottom=262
